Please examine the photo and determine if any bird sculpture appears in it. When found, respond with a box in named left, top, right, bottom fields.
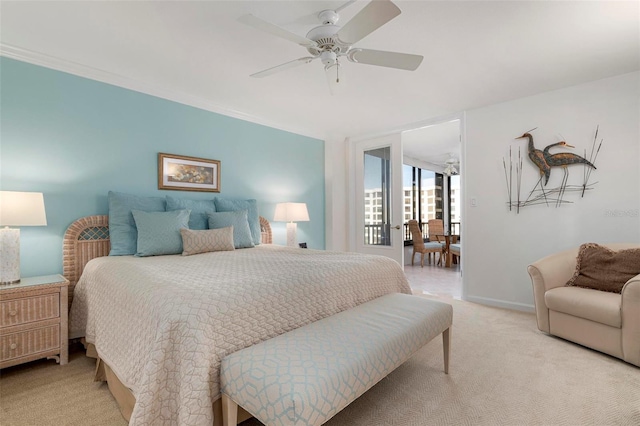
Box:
left=516, top=131, right=551, bottom=185
left=543, top=141, right=596, bottom=206
left=514, top=130, right=552, bottom=207
left=542, top=141, right=596, bottom=169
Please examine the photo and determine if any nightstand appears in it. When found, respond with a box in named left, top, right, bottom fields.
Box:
left=0, top=274, right=69, bottom=368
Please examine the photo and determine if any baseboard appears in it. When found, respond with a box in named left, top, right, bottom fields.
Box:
left=463, top=295, right=535, bottom=313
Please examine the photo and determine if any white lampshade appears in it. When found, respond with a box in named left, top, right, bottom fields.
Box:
left=0, top=191, right=47, bottom=284
left=274, top=202, right=309, bottom=223
left=0, top=191, right=47, bottom=226
left=274, top=202, right=309, bottom=248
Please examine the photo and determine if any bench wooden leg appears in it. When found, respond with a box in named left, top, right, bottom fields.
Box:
left=221, top=394, right=238, bottom=426
left=442, top=327, right=451, bottom=374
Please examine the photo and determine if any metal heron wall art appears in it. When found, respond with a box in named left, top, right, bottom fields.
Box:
left=503, top=127, right=602, bottom=213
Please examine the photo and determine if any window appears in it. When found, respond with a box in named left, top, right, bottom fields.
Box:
left=402, top=165, right=445, bottom=244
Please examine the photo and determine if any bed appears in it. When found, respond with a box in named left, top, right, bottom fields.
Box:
left=67, top=215, right=411, bottom=426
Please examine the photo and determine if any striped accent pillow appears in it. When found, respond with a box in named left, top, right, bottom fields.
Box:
left=180, top=227, right=235, bottom=256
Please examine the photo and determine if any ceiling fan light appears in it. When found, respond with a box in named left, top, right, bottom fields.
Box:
left=320, top=51, right=337, bottom=66
left=444, top=163, right=458, bottom=176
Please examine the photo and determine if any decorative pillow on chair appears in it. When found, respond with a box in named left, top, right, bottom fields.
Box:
left=166, top=196, right=216, bottom=230
left=180, top=227, right=235, bottom=256
left=566, top=243, right=640, bottom=293
left=132, top=209, right=190, bottom=257
left=207, top=210, right=255, bottom=249
left=214, top=198, right=261, bottom=245
left=108, top=191, right=166, bottom=256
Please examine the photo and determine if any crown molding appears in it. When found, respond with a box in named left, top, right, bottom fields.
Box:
left=0, top=43, right=323, bottom=141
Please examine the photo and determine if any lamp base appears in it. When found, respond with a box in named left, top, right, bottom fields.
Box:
left=0, top=227, right=20, bottom=284
left=286, top=222, right=298, bottom=248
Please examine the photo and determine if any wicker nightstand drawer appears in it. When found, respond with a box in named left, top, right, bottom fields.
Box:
left=0, top=275, right=69, bottom=368
left=0, top=324, right=60, bottom=362
left=0, top=293, right=60, bottom=327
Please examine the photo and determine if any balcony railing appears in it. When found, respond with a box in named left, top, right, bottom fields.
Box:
left=365, top=222, right=461, bottom=246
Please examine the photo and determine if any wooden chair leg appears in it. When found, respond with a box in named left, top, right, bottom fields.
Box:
left=420, top=253, right=424, bottom=267
left=222, top=394, right=238, bottom=426
left=411, top=251, right=415, bottom=266
left=442, top=328, right=451, bottom=374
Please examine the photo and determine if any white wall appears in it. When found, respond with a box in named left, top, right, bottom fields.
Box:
left=326, top=72, right=639, bottom=311
left=325, top=138, right=349, bottom=251
left=464, top=72, right=640, bottom=311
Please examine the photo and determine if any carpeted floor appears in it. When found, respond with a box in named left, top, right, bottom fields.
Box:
left=1, top=296, right=638, bottom=426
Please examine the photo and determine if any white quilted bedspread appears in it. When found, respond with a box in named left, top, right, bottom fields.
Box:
left=69, top=245, right=410, bottom=426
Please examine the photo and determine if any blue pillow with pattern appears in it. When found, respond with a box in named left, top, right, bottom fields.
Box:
left=108, top=191, right=166, bottom=256
left=207, top=210, right=255, bottom=249
left=214, top=198, right=260, bottom=245
left=132, top=209, right=190, bottom=257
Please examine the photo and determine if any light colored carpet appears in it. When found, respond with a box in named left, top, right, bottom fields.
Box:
left=1, top=296, right=638, bottom=426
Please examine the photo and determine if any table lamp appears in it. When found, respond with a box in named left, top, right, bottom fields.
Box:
left=0, top=191, right=47, bottom=284
left=274, top=202, right=309, bottom=247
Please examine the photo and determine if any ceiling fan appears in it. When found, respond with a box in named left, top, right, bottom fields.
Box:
left=238, top=0, right=423, bottom=90
left=443, top=155, right=459, bottom=176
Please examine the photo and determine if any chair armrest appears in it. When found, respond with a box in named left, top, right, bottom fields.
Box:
left=527, top=247, right=579, bottom=333
left=622, top=274, right=640, bottom=367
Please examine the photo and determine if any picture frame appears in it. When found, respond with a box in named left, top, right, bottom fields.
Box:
left=158, top=153, right=221, bottom=192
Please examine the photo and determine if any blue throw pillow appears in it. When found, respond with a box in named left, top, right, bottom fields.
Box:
left=207, top=210, right=255, bottom=249
left=131, top=209, right=190, bottom=257
left=108, top=191, right=166, bottom=255
left=166, top=196, right=216, bottom=230
left=214, top=198, right=260, bottom=245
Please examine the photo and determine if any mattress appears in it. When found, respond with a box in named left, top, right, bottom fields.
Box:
left=69, top=245, right=411, bottom=425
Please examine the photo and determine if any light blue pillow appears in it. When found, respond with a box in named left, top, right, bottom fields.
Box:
left=131, top=209, right=190, bottom=257
left=166, top=196, right=216, bottom=230
left=214, top=198, right=260, bottom=245
left=207, top=210, right=255, bottom=249
left=108, top=191, right=166, bottom=256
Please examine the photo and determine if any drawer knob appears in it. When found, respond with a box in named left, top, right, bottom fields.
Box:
left=8, top=310, right=17, bottom=316
left=9, top=343, right=17, bottom=350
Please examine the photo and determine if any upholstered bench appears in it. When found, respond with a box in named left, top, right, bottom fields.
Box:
left=220, top=293, right=453, bottom=426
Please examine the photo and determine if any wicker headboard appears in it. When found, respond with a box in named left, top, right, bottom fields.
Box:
left=62, top=215, right=273, bottom=303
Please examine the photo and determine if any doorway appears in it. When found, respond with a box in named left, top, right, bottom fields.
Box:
left=402, top=118, right=463, bottom=298
left=347, top=114, right=466, bottom=298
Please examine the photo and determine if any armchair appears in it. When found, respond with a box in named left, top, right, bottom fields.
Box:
left=528, top=243, right=640, bottom=367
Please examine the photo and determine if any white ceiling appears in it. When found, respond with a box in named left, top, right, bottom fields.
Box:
left=1, top=1, right=638, bottom=143
left=403, top=119, right=460, bottom=168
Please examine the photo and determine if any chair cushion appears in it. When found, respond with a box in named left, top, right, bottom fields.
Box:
left=423, top=242, right=443, bottom=249
left=450, top=243, right=461, bottom=254
left=545, top=286, right=621, bottom=328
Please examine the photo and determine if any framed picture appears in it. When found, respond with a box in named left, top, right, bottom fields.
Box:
left=158, top=153, right=221, bottom=192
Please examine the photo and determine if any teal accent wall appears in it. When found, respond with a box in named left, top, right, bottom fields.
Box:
left=0, top=57, right=325, bottom=277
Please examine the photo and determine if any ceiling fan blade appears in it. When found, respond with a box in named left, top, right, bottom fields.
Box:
left=348, top=48, right=423, bottom=71
left=250, top=57, right=317, bottom=78
left=336, top=0, right=401, bottom=45
left=335, top=0, right=358, bottom=13
left=239, top=14, right=318, bottom=48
